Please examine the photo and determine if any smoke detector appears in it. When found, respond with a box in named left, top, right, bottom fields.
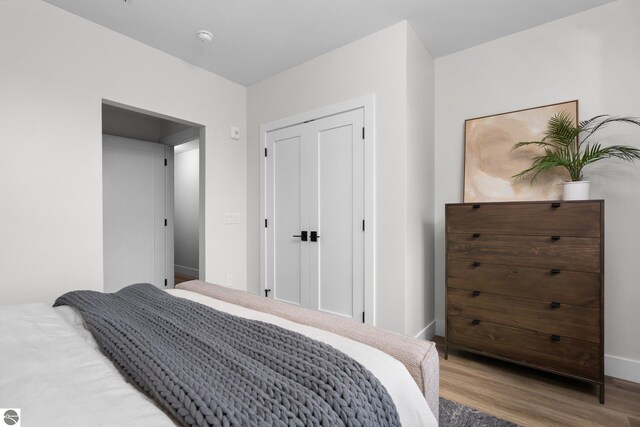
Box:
left=196, top=30, right=214, bottom=43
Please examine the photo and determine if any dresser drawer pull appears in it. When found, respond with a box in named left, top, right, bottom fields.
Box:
left=471, top=319, right=481, bottom=325
left=551, top=235, right=561, bottom=241
left=472, top=233, right=480, bottom=239
left=551, top=202, right=561, bottom=208
left=472, top=261, right=481, bottom=267
left=472, top=290, right=481, bottom=297
left=550, top=334, right=561, bottom=342
left=550, top=301, right=561, bottom=309
left=550, top=268, right=561, bottom=275
left=472, top=204, right=481, bottom=209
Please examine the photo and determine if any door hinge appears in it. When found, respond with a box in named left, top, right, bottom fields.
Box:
left=265, top=218, right=268, bottom=228
left=164, top=278, right=167, bottom=287
left=362, top=311, right=365, bottom=323
left=164, top=158, right=167, bottom=166
left=164, top=219, right=167, bottom=226
left=362, top=219, right=365, bottom=231
left=264, top=148, right=267, bottom=157
left=362, top=127, right=365, bottom=139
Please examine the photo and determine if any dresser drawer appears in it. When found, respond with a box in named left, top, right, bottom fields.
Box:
left=447, top=234, right=601, bottom=273
left=447, top=260, right=600, bottom=307
left=447, top=316, right=600, bottom=380
left=446, top=201, right=601, bottom=237
left=447, top=288, right=600, bottom=343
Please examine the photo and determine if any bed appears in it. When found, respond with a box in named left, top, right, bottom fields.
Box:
left=0, top=280, right=439, bottom=426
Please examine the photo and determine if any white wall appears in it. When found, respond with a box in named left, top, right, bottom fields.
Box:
left=405, top=26, right=436, bottom=338
left=0, top=0, right=246, bottom=304
left=174, top=141, right=200, bottom=277
left=102, top=106, right=164, bottom=143
left=247, top=21, right=435, bottom=336
left=434, top=0, right=640, bottom=382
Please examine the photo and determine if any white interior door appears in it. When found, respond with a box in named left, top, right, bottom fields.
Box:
left=265, top=123, right=310, bottom=306
left=265, top=108, right=364, bottom=321
left=103, top=135, right=168, bottom=292
left=309, top=109, right=364, bottom=320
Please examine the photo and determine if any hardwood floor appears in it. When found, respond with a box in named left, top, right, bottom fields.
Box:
left=434, top=336, right=640, bottom=426
left=175, top=272, right=198, bottom=285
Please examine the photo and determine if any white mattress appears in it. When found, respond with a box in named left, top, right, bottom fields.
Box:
left=0, top=290, right=437, bottom=426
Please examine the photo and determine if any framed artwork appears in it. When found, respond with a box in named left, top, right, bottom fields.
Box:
left=463, top=100, right=578, bottom=202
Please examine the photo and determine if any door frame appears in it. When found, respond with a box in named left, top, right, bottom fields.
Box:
left=259, top=95, right=375, bottom=324
left=101, top=99, right=206, bottom=286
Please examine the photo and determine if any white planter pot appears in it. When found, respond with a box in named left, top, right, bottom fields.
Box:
left=562, top=181, right=591, bottom=200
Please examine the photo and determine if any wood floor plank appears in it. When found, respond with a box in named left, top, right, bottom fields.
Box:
left=435, top=336, right=639, bottom=426
left=175, top=272, right=197, bottom=285
left=441, top=370, right=626, bottom=427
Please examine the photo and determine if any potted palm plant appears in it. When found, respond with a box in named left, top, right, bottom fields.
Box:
left=512, top=112, right=640, bottom=200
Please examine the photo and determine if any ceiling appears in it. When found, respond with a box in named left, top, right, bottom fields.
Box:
left=102, top=103, right=193, bottom=144
left=44, top=0, right=615, bottom=86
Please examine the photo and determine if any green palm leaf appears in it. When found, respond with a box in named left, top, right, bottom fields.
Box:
left=511, top=139, right=557, bottom=151
left=545, top=111, right=579, bottom=147
left=512, top=112, right=640, bottom=183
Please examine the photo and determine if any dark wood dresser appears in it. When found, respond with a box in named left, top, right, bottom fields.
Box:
left=445, top=200, right=604, bottom=402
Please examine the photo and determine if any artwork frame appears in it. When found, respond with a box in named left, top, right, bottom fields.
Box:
left=463, top=100, right=579, bottom=203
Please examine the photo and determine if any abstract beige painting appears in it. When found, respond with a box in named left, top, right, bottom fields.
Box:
left=464, top=101, right=577, bottom=202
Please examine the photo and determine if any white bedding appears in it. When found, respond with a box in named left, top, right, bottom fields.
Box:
left=0, top=290, right=437, bottom=426
left=0, top=303, right=176, bottom=427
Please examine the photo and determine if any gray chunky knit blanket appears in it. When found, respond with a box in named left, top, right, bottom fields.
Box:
left=54, top=283, right=401, bottom=427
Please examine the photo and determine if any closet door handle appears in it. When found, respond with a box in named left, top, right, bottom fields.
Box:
left=310, top=231, right=320, bottom=242
left=293, top=231, right=308, bottom=241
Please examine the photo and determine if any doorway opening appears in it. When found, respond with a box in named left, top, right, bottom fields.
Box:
left=101, top=100, right=204, bottom=291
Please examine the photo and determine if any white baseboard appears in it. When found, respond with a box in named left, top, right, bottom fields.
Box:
left=414, top=320, right=436, bottom=340
left=606, top=354, right=640, bottom=384
left=175, top=265, right=199, bottom=278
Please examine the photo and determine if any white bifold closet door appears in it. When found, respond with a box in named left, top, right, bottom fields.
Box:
left=265, top=108, right=364, bottom=321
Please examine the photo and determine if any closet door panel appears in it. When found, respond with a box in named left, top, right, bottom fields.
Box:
left=309, top=109, right=364, bottom=320
left=266, top=125, right=309, bottom=307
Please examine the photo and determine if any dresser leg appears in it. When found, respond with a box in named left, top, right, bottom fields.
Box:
left=599, top=383, right=605, bottom=404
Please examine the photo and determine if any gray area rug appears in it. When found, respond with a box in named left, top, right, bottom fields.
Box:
left=440, top=398, right=520, bottom=427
